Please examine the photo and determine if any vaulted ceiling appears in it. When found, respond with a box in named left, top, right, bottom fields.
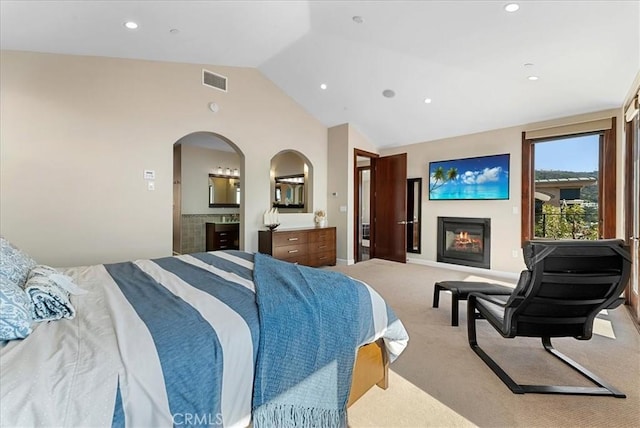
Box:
left=1, top=1, right=638, bottom=149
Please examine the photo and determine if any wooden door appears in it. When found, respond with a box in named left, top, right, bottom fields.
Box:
left=373, top=153, right=407, bottom=263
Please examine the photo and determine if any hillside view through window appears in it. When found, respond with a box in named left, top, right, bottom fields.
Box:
left=534, top=134, right=600, bottom=239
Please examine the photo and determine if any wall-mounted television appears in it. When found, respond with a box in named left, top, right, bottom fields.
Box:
left=428, top=153, right=510, bottom=200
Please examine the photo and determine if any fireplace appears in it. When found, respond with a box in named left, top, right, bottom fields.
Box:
left=437, top=217, right=491, bottom=269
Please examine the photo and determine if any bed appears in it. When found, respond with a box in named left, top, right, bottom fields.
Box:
left=1, top=247, right=408, bottom=427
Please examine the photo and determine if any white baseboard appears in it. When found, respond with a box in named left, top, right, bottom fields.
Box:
left=407, top=257, right=520, bottom=280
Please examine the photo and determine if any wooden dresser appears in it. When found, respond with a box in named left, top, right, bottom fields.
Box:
left=206, top=223, right=240, bottom=251
left=258, top=227, right=336, bottom=267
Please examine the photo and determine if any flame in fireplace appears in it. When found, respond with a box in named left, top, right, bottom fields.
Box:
left=453, top=230, right=482, bottom=252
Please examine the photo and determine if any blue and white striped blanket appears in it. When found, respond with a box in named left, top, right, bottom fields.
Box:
left=0, top=250, right=408, bottom=428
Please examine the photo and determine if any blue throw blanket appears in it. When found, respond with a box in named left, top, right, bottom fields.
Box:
left=252, top=253, right=369, bottom=428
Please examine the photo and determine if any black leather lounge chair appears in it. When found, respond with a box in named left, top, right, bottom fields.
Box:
left=467, top=239, right=631, bottom=398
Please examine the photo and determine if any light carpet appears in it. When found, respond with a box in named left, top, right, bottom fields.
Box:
left=329, top=259, right=640, bottom=428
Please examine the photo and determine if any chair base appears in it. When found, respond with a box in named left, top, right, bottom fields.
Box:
left=468, top=305, right=626, bottom=398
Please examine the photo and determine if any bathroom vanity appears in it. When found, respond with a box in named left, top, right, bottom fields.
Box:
left=206, top=222, right=240, bottom=251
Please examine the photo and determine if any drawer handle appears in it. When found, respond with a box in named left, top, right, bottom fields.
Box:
left=318, top=245, right=327, bottom=249
left=288, top=237, right=299, bottom=241
left=319, top=256, right=327, bottom=260
left=288, top=249, right=299, bottom=254
left=220, top=232, right=227, bottom=236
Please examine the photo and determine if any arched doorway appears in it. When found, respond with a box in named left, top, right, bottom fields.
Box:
left=173, top=132, right=245, bottom=254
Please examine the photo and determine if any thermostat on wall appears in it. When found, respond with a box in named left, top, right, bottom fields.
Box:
left=144, top=170, right=155, bottom=180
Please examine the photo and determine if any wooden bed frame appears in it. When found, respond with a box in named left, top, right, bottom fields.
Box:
left=347, top=338, right=389, bottom=407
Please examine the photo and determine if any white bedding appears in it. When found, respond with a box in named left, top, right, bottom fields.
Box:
left=0, top=251, right=408, bottom=427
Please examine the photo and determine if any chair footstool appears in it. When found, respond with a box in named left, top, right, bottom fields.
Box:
left=433, top=281, right=513, bottom=326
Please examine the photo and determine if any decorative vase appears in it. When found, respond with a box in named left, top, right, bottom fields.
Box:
left=317, top=218, right=327, bottom=228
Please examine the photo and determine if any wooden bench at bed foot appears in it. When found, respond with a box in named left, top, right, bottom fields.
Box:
left=432, top=281, right=513, bottom=326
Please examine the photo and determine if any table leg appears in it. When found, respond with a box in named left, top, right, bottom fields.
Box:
left=433, top=283, right=442, bottom=308
left=451, top=292, right=459, bottom=326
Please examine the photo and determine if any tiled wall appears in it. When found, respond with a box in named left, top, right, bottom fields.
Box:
left=180, top=214, right=219, bottom=254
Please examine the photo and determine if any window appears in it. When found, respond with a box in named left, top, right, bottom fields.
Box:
left=533, top=134, right=599, bottom=240
left=521, top=118, right=617, bottom=243
left=559, top=188, right=581, bottom=200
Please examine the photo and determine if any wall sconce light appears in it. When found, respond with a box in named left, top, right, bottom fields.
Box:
left=214, top=166, right=239, bottom=177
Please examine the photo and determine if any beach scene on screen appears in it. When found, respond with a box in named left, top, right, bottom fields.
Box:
left=429, top=154, right=510, bottom=200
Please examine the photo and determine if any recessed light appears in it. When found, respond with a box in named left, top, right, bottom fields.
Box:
left=320, top=83, right=327, bottom=90
left=424, top=98, right=432, bottom=104
left=123, top=21, right=138, bottom=30
left=504, top=3, right=520, bottom=12
left=528, top=75, right=539, bottom=81
left=352, top=16, right=364, bottom=24
left=382, top=89, right=396, bottom=98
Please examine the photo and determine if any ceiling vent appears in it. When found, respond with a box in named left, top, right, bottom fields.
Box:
left=202, top=69, right=228, bottom=92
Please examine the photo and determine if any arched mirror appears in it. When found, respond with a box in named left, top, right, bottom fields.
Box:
left=270, top=150, right=313, bottom=213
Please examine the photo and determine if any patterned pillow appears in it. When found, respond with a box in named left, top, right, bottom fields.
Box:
left=0, top=236, right=37, bottom=287
left=0, top=277, right=33, bottom=340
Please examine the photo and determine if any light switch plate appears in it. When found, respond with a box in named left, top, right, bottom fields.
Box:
left=144, top=170, right=155, bottom=180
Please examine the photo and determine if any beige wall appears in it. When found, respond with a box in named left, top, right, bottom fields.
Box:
left=1, top=50, right=633, bottom=273
left=180, top=145, right=240, bottom=214
left=271, top=151, right=306, bottom=177
left=328, top=123, right=378, bottom=263
left=382, top=127, right=523, bottom=272
left=0, top=50, right=327, bottom=266
left=327, top=124, right=350, bottom=262
left=382, top=108, right=625, bottom=273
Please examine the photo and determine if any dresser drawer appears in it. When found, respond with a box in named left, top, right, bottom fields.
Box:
left=215, top=230, right=237, bottom=239
left=273, top=243, right=308, bottom=260
left=214, top=232, right=237, bottom=249
left=308, top=240, right=333, bottom=254
left=307, top=250, right=336, bottom=267
left=279, top=253, right=309, bottom=265
left=258, top=227, right=335, bottom=268
left=272, top=231, right=308, bottom=247
left=308, top=229, right=335, bottom=243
